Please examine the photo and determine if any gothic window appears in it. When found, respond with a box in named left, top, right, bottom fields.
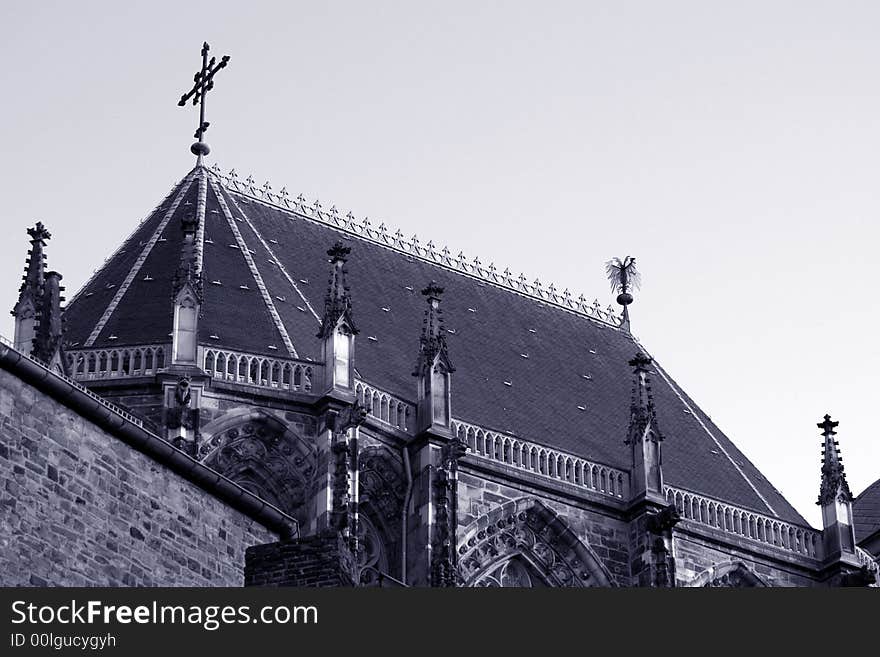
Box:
left=473, top=556, right=547, bottom=587
left=199, top=411, right=316, bottom=525
left=431, top=366, right=448, bottom=424
left=458, top=497, right=615, bottom=587
left=334, top=329, right=350, bottom=388
left=686, top=561, right=768, bottom=587
left=356, top=515, right=389, bottom=586
left=358, top=445, right=406, bottom=581
left=173, top=294, right=198, bottom=364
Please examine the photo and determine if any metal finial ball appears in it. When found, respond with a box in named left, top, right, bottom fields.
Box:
left=191, top=142, right=211, bottom=156
left=616, top=292, right=633, bottom=306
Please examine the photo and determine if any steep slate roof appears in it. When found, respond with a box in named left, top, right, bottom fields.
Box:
left=854, top=478, right=880, bottom=543
left=62, top=165, right=808, bottom=525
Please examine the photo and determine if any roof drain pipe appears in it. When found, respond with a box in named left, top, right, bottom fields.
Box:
left=400, top=444, right=413, bottom=586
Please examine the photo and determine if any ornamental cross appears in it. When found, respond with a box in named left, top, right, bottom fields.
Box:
left=817, top=414, right=838, bottom=436
left=177, top=42, right=230, bottom=157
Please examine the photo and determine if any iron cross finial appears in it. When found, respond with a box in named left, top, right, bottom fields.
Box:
left=177, top=42, right=230, bottom=162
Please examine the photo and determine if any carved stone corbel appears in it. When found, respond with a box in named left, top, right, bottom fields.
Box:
left=646, top=503, right=680, bottom=587
left=166, top=376, right=200, bottom=456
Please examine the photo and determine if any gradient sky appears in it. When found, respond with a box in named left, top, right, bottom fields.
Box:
left=1, top=1, right=877, bottom=526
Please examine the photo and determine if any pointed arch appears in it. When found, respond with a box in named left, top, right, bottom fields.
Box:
left=198, top=408, right=316, bottom=525
left=358, top=445, right=407, bottom=583
left=685, top=561, right=768, bottom=587
left=457, top=497, right=615, bottom=587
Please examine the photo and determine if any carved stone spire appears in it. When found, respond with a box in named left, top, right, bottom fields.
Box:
left=318, top=242, right=358, bottom=340
left=627, top=352, right=662, bottom=444
left=413, top=282, right=454, bottom=377
left=11, top=223, right=51, bottom=354
left=170, top=191, right=203, bottom=367
left=413, top=281, right=455, bottom=434
left=814, top=415, right=864, bottom=579
left=18, top=223, right=50, bottom=300
left=407, top=281, right=467, bottom=586
left=817, top=414, right=853, bottom=506
left=31, top=271, right=67, bottom=374
left=172, top=201, right=202, bottom=300
left=625, top=352, right=677, bottom=586
left=626, top=352, right=664, bottom=500
left=318, top=242, right=358, bottom=394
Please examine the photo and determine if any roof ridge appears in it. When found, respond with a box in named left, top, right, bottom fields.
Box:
left=855, top=477, right=880, bottom=502
left=207, top=164, right=625, bottom=330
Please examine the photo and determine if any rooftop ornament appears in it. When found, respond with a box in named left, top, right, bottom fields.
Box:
left=605, top=256, right=640, bottom=332
left=177, top=42, right=231, bottom=164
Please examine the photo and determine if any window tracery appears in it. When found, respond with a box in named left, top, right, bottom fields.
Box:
left=473, top=556, right=547, bottom=587
left=457, top=497, right=614, bottom=587
left=199, top=411, right=315, bottom=523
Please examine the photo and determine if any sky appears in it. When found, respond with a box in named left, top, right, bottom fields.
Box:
left=0, top=1, right=877, bottom=527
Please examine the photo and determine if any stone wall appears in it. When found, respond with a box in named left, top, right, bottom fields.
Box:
left=456, top=464, right=631, bottom=586
left=672, top=528, right=821, bottom=587
left=0, top=368, right=277, bottom=586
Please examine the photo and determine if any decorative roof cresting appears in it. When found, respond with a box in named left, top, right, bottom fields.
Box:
left=317, top=241, right=358, bottom=339
left=206, top=163, right=628, bottom=329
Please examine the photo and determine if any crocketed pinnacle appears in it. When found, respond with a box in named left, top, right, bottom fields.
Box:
left=817, top=414, right=853, bottom=506
left=626, top=352, right=662, bottom=444
left=413, top=281, right=454, bottom=376
left=13, top=222, right=51, bottom=316
left=172, top=171, right=205, bottom=300
left=317, top=241, right=358, bottom=339
left=32, top=271, right=65, bottom=367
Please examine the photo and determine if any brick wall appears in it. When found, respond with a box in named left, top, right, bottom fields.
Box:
left=245, top=534, right=355, bottom=587
left=0, top=368, right=277, bottom=586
